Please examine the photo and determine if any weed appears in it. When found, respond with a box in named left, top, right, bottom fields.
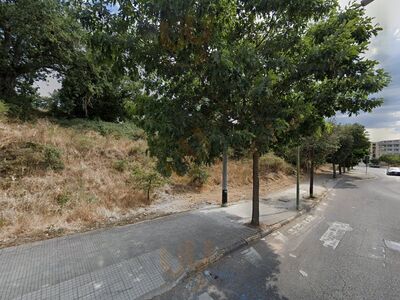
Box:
left=73, top=135, right=93, bottom=154
left=131, top=164, right=166, bottom=203
left=0, top=100, right=9, bottom=120
left=113, top=160, right=128, bottom=172
left=0, top=217, right=8, bottom=228
left=44, top=146, right=64, bottom=171
left=56, top=192, right=71, bottom=207
left=56, top=119, right=144, bottom=140
left=260, top=153, right=294, bottom=175
left=188, top=165, right=209, bottom=187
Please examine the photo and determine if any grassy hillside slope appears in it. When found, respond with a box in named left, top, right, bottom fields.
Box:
left=0, top=118, right=294, bottom=247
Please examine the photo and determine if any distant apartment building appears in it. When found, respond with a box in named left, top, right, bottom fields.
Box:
left=370, top=139, right=400, bottom=158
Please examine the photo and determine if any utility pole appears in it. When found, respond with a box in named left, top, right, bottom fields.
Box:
left=222, top=147, right=228, bottom=207
left=365, top=155, right=369, bottom=174
left=296, top=146, right=300, bottom=210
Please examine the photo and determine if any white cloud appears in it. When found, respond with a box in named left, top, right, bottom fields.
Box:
left=367, top=128, right=400, bottom=142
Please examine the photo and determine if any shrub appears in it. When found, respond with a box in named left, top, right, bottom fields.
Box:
left=113, top=160, right=128, bottom=172
left=131, top=165, right=166, bottom=203
left=72, top=135, right=93, bottom=154
left=0, top=142, right=64, bottom=178
left=56, top=118, right=144, bottom=140
left=0, top=100, right=9, bottom=120
left=188, top=165, right=210, bottom=187
left=4, top=95, right=37, bottom=121
left=0, top=217, right=8, bottom=228
left=44, top=146, right=64, bottom=171
left=260, top=153, right=294, bottom=175
left=56, top=192, right=71, bottom=207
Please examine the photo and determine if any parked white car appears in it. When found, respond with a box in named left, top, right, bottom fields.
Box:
left=387, top=167, right=400, bottom=176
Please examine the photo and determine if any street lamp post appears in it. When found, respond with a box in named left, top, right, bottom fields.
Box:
left=361, top=0, right=375, bottom=6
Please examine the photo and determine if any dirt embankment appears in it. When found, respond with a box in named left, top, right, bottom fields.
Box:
left=0, top=119, right=295, bottom=248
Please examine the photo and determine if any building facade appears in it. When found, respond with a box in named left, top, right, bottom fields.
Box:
left=370, top=139, right=400, bottom=159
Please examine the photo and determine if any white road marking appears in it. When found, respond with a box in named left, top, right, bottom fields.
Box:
left=241, top=247, right=262, bottom=266
left=289, top=253, right=297, bottom=258
left=299, top=270, right=308, bottom=277
left=272, top=231, right=288, bottom=243
left=384, top=240, right=400, bottom=252
left=199, top=292, right=214, bottom=300
left=320, top=222, right=353, bottom=249
left=288, top=216, right=316, bottom=235
left=94, top=282, right=103, bottom=290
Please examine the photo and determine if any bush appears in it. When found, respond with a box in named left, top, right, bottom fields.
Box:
left=0, top=142, right=64, bottom=178
left=44, top=146, right=64, bottom=171
left=4, top=95, right=37, bottom=121
left=56, top=118, right=144, bottom=140
left=56, top=192, right=71, bottom=207
left=260, top=153, right=294, bottom=175
left=0, top=217, right=8, bottom=228
left=113, top=160, right=128, bottom=172
left=0, top=100, right=9, bottom=120
left=379, top=154, right=400, bottom=166
left=131, top=165, right=166, bottom=203
left=188, top=165, right=210, bottom=187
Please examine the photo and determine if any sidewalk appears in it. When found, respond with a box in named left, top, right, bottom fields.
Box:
left=0, top=176, right=335, bottom=300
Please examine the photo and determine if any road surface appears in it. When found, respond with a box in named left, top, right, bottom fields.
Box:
left=158, top=167, right=400, bottom=300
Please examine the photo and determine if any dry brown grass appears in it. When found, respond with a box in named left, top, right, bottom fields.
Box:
left=0, top=118, right=295, bottom=247
left=0, top=119, right=152, bottom=243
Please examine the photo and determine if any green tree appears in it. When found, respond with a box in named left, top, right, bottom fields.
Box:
left=128, top=0, right=337, bottom=226
left=49, top=1, right=141, bottom=121
left=301, top=123, right=339, bottom=197
left=379, top=154, right=400, bottom=166
left=0, top=0, right=81, bottom=100
left=328, top=125, right=354, bottom=176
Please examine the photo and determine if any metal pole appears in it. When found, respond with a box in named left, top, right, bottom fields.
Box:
left=296, top=146, right=300, bottom=210
left=222, top=147, right=228, bottom=207
left=361, top=0, right=375, bottom=6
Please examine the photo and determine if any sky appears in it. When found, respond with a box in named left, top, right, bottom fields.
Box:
left=36, top=0, right=399, bottom=142
left=336, top=0, right=400, bottom=142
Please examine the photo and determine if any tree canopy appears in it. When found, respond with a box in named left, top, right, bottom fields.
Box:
left=0, top=0, right=81, bottom=99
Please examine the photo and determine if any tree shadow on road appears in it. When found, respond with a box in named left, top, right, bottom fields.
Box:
left=156, top=238, right=288, bottom=300
left=334, top=177, right=358, bottom=189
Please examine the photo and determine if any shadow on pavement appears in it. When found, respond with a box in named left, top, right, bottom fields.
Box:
left=156, top=239, right=288, bottom=300
left=334, top=177, right=358, bottom=189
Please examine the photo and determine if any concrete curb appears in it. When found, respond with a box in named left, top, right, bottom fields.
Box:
left=151, top=178, right=344, bottom=298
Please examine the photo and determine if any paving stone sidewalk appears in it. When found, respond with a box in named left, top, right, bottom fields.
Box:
left=0, top=177, right=333, bottom=300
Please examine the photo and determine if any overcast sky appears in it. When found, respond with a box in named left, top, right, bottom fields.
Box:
left=36, top=0, right=399, bottom=142
left=336, top=0, right=400, bottom=141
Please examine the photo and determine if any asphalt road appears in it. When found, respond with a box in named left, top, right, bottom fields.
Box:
left=157, top=166, right=400, bottom=300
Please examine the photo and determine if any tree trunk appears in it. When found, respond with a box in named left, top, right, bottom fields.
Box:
left=251, top=150, right=260, bottom=226
left=309, top=157, right=314, bottom=198
left=296, top=146, right=300, bottom=210
left=333, top=163, right=336, bottom=178
left=342, top=166, right=346, bottom=174
left=339, top=164, right=342, bottom=175
left=0, top=73, right=17, bottom=99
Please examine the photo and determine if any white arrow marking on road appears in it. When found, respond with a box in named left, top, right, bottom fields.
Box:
left=320, top=222, right=353, bottom=249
